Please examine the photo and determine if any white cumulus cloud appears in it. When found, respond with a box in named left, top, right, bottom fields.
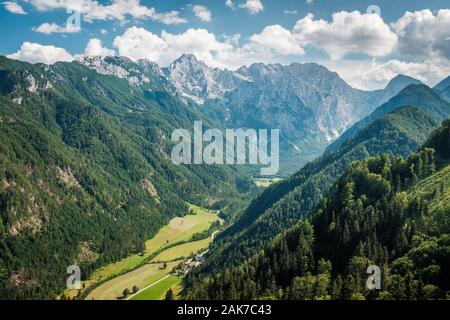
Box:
left=7, top=42, right=74, bottom=64
left=393, top=9, right=450, bottom=61
left=192, top=5, right=212, bottom=22
left=3, top=1, right=27, bottom=14
left=225, top=0, right=234, bottom=9
left=249, top=25, right=304, bottom=55
left=111, top=26, right=305, bottom=69
left=239, top=0, right=264, bottom=15
left=324, top=58, right=450, bottom=90
left=84, top=38, right=116, bottom=56
left=113, top=26, right=169, bottom=62
left=34, top=22, right=80, bottom=34
left=293, top=11, right=398, bottom=59
left=23, top=0, right=187, bottom=25
left=6, top=8, right=450, bottom=90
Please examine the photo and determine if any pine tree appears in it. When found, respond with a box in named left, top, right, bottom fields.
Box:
left=165, top=288, right=174, bottom=300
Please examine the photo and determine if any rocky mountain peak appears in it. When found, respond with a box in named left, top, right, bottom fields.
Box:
left=165, top=54, right=236, bottom=104
left=174, top=53, right=201, bottom=64
left=385, top=74, right=422, bottom=93
left=77, top=55, right=174, bottom=92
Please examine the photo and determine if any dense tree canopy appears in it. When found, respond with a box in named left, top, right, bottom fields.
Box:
left=0, top=57, right=255, bottom=299
left=185, top=121, right=450, bottom=300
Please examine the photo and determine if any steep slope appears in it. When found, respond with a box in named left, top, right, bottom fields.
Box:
left=380, top=74, right=422, bottom=101
left=328, top=84, right=450, bottom=152
left=0, top=57, right=254, bottom=299
left=187, top=103, right=442, bottom=281
left=224, top=63, right=376, bottom=172
left=77, top=56, right=176, bottom=94
left=434, top=76, right=450, bottom=102
left=187, top=120, right=450, bottom=300
left=163, top=54, right=239, bottom=104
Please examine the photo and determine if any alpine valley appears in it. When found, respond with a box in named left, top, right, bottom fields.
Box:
left=1, top=53, right=450, bottom=300
left=79, top=54, right=422, bottom=175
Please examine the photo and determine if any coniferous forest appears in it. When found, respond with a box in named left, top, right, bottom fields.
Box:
left=185, top=120, right=450, bottom=300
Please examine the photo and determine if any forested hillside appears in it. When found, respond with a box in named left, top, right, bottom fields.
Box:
left=0, top=57, right=254, bottom=299
left=186, top=120, right=450, bottom=300
left=434, top=76, right=450, bottom=102
left=328, top=84, right=450, bottom=152
left=188, top=99, right=446, bottom=280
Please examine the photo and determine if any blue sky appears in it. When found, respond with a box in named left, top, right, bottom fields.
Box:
left=1, top=0, right=450, bottom=90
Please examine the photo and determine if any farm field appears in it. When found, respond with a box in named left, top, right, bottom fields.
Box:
left=86, top=238, right=211, bottom=300
left=66, top=204, right=220, bottom=300
left=131, top=275, right=181, bottom=300
left=145, top=204, right=219, bottom=253
left=152, top=238, right=211, bottom=262
left=86, top=261, right=180, bottom=300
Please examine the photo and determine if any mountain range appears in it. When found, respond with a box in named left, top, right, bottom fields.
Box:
left=78, top=54, right=422, bottom=174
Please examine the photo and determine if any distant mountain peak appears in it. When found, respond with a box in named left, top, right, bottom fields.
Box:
left=178, top=53, right=199, bottom=61
left=78, top=55, right=174, bottom=92
left=385, top=74, right=422, bottom=92
left=172, top=53, right=204, bottom=66
left=434, top=76, right=450, bottom=92
left=165, top=54, right=236, bottom=104
left=388, top=74, right=419, bottom=83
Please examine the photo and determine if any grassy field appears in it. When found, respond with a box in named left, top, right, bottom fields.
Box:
left=253, top=177, right=283, bottom=188
left=86, top=261, right=180, bottom=300
left=131, top=275, right=181, bottom=300
left=145, top=204, right=219, bottom=253
left=152, top=238, right=211, bottom=262
left=66, top=204, right=219, bottom=299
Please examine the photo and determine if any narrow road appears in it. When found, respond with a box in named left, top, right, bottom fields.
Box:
left=211, top=230, right=219, bottom=241
left=126, top=274, right=171, bottom=300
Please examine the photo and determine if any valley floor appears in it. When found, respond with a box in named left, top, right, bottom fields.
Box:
left=65, top=204, right=221, bottom=300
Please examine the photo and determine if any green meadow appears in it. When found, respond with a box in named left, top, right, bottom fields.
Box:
left=67, top=204, right=220, bottom=300
left=86, top=261, right=180, bottom=300
left=152, top=238, right=211, bottom=262
left=131, top=275, right=181, bottom=300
